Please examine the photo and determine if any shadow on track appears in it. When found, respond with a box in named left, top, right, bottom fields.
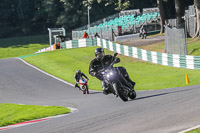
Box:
left=132, top=87, right=196, bottom=101
left=88, top=91, right=102, bottom=95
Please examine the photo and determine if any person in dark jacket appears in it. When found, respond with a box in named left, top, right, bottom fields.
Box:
left=89, top=48, right=135, bottom=94
left=139, top=25, right=147, bottom=38
left=94, top=32, right=100, bottom=38
left=74, top=70, right=89, bottom=89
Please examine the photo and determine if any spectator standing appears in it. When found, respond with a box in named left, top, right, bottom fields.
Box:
left=134, top=11, right=138, bottom=18
left=83, top=31, right=89, bottom=38
left=94, top=32, right=100, bottom=38
left=56, top=42, right=61, bottom=49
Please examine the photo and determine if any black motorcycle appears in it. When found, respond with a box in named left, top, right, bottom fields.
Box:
left=99, top=53, right=136, bottom=102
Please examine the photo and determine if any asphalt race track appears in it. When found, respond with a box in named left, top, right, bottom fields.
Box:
left=1, top=58, right=200, bottom=133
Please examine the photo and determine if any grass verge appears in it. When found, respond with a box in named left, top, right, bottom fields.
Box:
left=186, top=128, right=200, bottom=133
left=139, top=36, right=200, bottom=56
left=187, top=37, right=200, bottom=56
left=0, top=36, right=71, bottom=128
left=0, top=103, right=70, bottom=127
left=0, top=35, right=49, bottom=59
left=23, top=46, right=200, bottom=91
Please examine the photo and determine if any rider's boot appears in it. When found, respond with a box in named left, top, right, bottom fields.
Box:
left=103, top=86, right=110, bottom=95
left=124, top=73, right=136, bottom=89
left=75, top=83, right=81, bottom=90
left=74, top=83, right=78, bottom=88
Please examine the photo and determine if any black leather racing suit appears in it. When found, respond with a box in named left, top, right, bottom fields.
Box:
left=74, top=72, right=88, bottom=88
left=89, top=55, right=135, bottom=93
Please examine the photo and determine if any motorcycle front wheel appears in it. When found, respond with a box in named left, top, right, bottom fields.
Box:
left=113, top=83, right=128, bottom=102
left=86, top=85, right=89, bottom=94
left=82, top=85, right=89, bottom=94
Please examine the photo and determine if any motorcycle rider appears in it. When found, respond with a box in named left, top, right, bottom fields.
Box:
left=139, top=25, right=147, bottom=39
left=74, top=70, right=89, bottom=89
left=89, top=48, right=136, bottom=95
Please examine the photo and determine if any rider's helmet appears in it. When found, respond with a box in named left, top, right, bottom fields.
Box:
left=77, top=70, right=81, bottom=75
left=95, top=48, right=105, bottom=60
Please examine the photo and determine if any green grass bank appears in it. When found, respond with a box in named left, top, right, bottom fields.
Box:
left=23, top=46, right=200, bottom=91
left=0, top=35, right=49, bottom=59
left=1, top=35, right=200, bottom=129
left=186, top=128, right=200, bottom=133
left=0, top=103, right=70, bottom=127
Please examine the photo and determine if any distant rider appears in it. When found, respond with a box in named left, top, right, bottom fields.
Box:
left=89, top=48, right=136, bottom=95
left=139, top=25, right=147, bottom=38
left=74, top=70, right=89, bottom=89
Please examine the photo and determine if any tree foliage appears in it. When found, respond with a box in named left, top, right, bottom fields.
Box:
left=0, top=0, right=198, bottom=38
left=175, top=0, right=185, bottom=28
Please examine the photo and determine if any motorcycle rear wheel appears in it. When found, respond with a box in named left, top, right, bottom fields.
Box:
left=113, top=83, right=128, bottom=102
left=128, top=90, right=136, bottom=100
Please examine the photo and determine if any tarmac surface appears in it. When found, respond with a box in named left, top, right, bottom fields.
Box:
left=115, top=34, right=165, bottom=47
left=0, top=58, right=200, bottom=133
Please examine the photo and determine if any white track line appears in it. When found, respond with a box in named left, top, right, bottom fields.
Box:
left=17, top=58, right=100, bottom=93
left=16, top=58, right=200, bottom=133
left=17, top=58, right=74, bottom=87
left=178, top=125, right=200, bottom=133
left=0, top=107, right=78, bottom=131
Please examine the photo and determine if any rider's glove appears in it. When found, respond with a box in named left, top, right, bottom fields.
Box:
left=95, top=72, right=103, bottom=80
left=114, top=57, right=120, bottom=63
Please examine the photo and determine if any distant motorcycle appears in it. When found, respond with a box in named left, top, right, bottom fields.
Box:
left=99, top=53, right=136, bottom=102
left=79, top=77, right=89, bottom=94
left=139, top=26, right=147, bottom=39
left=141, top=30, right=147, bottom=39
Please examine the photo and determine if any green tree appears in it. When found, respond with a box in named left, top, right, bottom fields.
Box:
left=0, top=0, right=19, bottom=37
left=157, top=0, right=166, bottom=33
left=175, top=0, right=185, bottom=28
left=16, top=0, right=35, bottom=34
left=90, top=0, right=157, bottom=11
left=84, top=0, right=117, bottom=22
left=56, top=0, right=88, bottom=31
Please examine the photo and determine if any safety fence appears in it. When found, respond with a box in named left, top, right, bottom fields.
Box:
left=35, top=45, right=54, bottom=53
left=96, top=38, right=200, bottom=69
left=35, top=38, right=200, bottom=69
left=60, top=39, right=97, bottom=49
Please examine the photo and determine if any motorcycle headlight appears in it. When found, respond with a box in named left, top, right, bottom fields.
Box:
left=106, top=74, right=110, bottom=78
left=106, top=72, right=113, bottom=78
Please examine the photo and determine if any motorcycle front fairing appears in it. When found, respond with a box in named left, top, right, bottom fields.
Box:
left=106, top=67, right=131, bottom=87
left=102, top=67, right=128, bottom=90
left=79, top=78, right=87, bottom=85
